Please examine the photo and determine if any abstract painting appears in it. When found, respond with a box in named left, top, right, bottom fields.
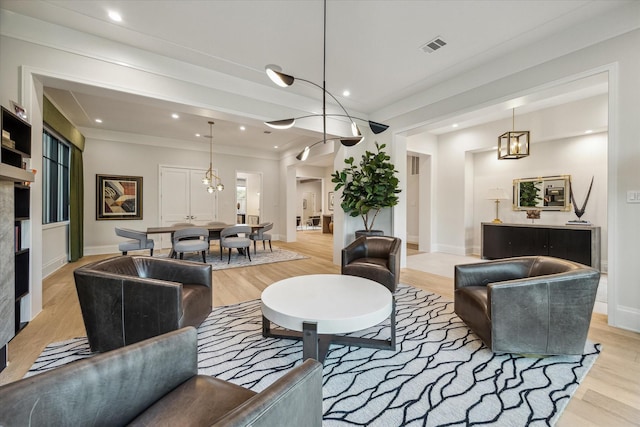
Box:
left=96, top=174, right=143, bottom=220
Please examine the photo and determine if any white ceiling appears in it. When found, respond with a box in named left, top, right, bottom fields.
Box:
left=0, top=0, right=632, bottom=156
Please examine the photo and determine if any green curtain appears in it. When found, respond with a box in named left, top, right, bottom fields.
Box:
left=69, top=145, right=84, bottom=262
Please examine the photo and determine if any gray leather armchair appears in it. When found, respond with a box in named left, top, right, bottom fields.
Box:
left=74, top=255, right=212, bottom=352
left=0, top=327, right=324, bottom=426
left=454, top=256, right=600, bottom=355
left=342, top=236, right=401, bottom=293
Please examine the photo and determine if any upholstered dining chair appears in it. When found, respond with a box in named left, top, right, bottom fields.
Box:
left=172, top=227, right=209, bottom=263
left=342, top=235, right=402, bottom=293
left=249, top=222, right=273, bottom=255
left=220, top=225, right=251, bottom=264
left=115, top=227, right=154, bottom=256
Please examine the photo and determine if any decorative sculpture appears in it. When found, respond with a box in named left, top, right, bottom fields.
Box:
left=569, top=176, right=594, bottom=223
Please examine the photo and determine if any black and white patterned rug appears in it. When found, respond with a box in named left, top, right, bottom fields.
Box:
left=28, top=284, right=600, bottom=426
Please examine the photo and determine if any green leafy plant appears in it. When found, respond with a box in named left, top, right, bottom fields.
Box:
left=519, top=181, right=542, bottom=207
left=331, top=142, right=401, bottom=231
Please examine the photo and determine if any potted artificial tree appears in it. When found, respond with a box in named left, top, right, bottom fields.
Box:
left=331, top=142, right=401, bottom=238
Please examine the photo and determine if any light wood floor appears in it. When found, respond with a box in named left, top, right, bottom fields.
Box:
left=1, top=231, right=639, bottom=426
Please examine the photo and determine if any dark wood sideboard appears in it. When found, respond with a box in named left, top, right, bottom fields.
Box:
left=481, top=222, right=601, bottom=270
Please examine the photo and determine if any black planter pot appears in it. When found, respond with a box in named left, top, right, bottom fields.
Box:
left=355, top=230, right=384, bottom=239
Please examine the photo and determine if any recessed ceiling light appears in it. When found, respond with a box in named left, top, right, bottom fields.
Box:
left=108, top=11, right=122, bottom=22
left=240, top=126, right=246, bottom=131
left=274, top=145, right=279, bottom=149
left=343, top=90, right=350, bottom=97
left=195, top=133, right=201, bottom=137
left=585, top=129, right=593, bottom=134
left=452, top=123, right=459, bottom=128
left=95, top=118, right=103, bottom=123
left=171, top=113, right=179, bottom=119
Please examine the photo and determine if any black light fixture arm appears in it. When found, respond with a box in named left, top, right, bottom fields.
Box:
left=292, top=77, right=359, bottom=133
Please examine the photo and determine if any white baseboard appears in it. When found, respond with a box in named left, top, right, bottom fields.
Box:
left=406, top=234, right=419, bottom=244
left=613, top=304, right=640, bottom=333
left=42, top=255, right=68, bottom=279
left=432, top=244, right=467, bottom=256
left=83, top=245, right=120, bottom=256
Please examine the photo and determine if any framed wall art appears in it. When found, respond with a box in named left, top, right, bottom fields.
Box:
left=328, top=191, right=334, bottom=211
left=96, top=174, right=143, bottom=220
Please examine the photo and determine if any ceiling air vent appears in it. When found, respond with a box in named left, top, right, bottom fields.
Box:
left=420, top=37, right=447, bottom=54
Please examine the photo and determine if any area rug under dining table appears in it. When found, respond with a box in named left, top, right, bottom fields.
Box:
left=28, top=284, right=600, bottom=426
left=161, top=246, right=307, bottom=270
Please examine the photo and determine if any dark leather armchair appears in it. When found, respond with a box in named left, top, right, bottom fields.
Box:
left=74, top=255, right=212, bottom=352
left=454, top=256, right=600, bottom=355
left=0, top=327, right=324, bottom=426
left=342, top=236, right=401, bottom=292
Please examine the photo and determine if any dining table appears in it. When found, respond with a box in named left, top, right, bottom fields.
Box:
left=146, top=223, right=263, bottom=258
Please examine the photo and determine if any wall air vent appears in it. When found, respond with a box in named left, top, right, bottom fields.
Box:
left=420, top=37, right=447, bottom=53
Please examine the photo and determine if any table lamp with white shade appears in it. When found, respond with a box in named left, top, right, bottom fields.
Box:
left=487, top=188, right=509, bottom=223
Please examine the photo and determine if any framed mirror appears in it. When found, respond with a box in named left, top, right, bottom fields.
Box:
left=513, top=175, right=571, bottom=211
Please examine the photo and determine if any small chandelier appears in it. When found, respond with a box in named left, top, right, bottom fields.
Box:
left=202, top=121, right=224, bottom=193
left=498, top=108, right=530, bottom=159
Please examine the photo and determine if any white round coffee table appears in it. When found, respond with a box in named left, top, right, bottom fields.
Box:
left=261, top=274, right=396, bottom=362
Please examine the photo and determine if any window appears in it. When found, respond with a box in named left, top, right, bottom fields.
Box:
left=42, top=129, right=70, bottom=224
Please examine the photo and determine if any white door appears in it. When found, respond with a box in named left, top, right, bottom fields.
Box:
left=160, top=166, right=217, bottom=248
left=189, top=169, right=215, bottom=225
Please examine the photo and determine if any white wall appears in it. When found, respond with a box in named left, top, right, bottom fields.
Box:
left=41, top=223, right=68, bottom=278
left=472, top=132, right=608, bottom=267
left=1, top=7, right=638, bottom=331
left=82, top=134, right=280, bottom=255
left=387, top=29, right=640, bottom=331
left=427, top=94, right=609, bottom=263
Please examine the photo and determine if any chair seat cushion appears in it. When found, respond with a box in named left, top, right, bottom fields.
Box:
left=119, top=239, right=154, bottom=251
left=343, top=258, right=395, bottom=291
left=250, top=233, right=271, bottom=241
left=223, top=237, right=250, bottom=248
left=129, top=375, right=256, bottom=426
left=174, top=240, right=208, bottom=253
left=348, top=257, right=388, bottom=269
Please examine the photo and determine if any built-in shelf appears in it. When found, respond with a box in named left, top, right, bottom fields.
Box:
left=1, top=105, right=32, bottom=372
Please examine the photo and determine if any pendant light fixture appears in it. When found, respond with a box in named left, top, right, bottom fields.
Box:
left=202, top=120, right=224, bottom=193
left=498, top=108, right=530, bottom=159
left=265, top=0, right=389, bottom=161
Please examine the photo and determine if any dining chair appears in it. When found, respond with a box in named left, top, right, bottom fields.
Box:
left=206, top=221, right=227, bottom=258
left=220, top=225, right=251, bottom=264
left=172, top=227, right=209, bottom=263
left=115, top=227, right=154, bottom=256
left=249, top=222, right=273, bottom=255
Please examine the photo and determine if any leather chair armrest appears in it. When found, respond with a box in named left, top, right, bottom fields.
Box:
left=388, top=237, right=401, bottom=274
left=212, top=359, right=324, bottom=427
left=136, top=257, right=212, bottom=288
left=454, top=257, right=534, bottom=290
left=342, top=236, right=367, bottom=267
